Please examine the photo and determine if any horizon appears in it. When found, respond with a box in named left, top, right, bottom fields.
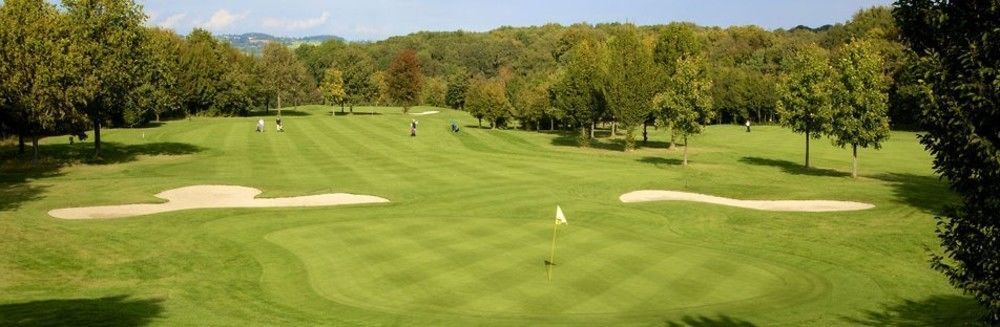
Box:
left=138, top=0, right=895, bottom=41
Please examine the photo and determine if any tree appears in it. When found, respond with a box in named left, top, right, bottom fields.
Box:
left=320, top=68, right=346, bottom=112
left=465, top=76, right=511, bottom=129
left=421, top=76, right=448, bottom=107
left=261, top=42, right=312, bottom=116
left=895, top=1, right=1000, bottom=323
left=549, top=39, right=607, bottom=146
left=511, top=75, right=552, bottom=131
left=0, top=0, right=88, bottom=162
left=654, top=22, right=704, bottom=74
left=64, top=0, right=147, bottom=158
left=126, top=28, right=183, bottom=125
left=445, top=73, right=469, bottom=109
left=338, top=47, right=377, bottom=113
left=653, top=56, right=715, bottom=166
left=606, top=24, right=660, bottom=151
left=386, top=49, right=423, bottom=113
left=776, top=44, right=836, bottom=168
left=830, top=38, right=890, bottom=179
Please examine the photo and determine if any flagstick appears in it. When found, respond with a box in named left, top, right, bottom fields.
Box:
left=547, top=221, right=560, bottom=282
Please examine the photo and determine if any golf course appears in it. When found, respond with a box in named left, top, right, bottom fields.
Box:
left=0, top=106, right=983, bottom=325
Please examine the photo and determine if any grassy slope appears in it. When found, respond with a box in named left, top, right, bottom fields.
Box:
left=0, top=105, right=983, bottom=326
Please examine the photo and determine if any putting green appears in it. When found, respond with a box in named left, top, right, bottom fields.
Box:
left=268, top=217, right=825, bottom=319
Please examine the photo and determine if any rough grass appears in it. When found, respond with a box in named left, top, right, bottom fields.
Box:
left=0, top=105, right=984, bottom=325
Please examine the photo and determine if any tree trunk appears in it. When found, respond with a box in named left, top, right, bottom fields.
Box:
left=18, top=134, right=25, bottom=154
left=579, top=126, right=589, bottom=147
left=642, top=121, right=649, bottom=144
left=94, top=119, right=102, bottom=158
left=549, top=117, right=554, bottom=131
left=31, top=134, right=39, bottom=166
left=277, top=95, right=282, bottom=117
left=683, top=134, right=689, bottom=166
left=478, top=117, right=482, bottom=128
left=852, top=144, right=859, bottom=179
left=669, top=123, right=676, bottom=150
left=805, top=128, right=810, bottom=168
left=155, top=113, right=161, bottom=122
left=611, top=122, right=617, bottom=136
left=341, top=103, right=345, bottom=113
left=492, top=118, right=497, bottom=130
left=350, top=104, right=354, bottom=114
left=590, top=122, right=595, bottom=139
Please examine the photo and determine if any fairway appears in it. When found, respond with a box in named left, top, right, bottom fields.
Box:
left=0, top=106, right=982, bottom=325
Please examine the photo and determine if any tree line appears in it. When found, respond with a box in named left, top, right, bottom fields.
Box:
left=0, top=0, right=318, bottom=160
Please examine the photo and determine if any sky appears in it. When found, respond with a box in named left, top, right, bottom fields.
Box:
left=140, top=0, right=895, bottom=40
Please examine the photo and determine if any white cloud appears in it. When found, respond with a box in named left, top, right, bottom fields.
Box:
left=262, top=12, right=331, bottom=31
left=158, top=13, right=188, bottom=29
left=202, top=9, right=246, bottom=31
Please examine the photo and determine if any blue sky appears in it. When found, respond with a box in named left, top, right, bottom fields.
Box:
left=139, top=0, right=895, bottom=40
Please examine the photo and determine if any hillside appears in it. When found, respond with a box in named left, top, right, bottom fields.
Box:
left=218, top=33, right=344, bottom=54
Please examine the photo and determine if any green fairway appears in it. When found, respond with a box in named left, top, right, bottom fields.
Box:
left=0, top=106, right=983, bottom=325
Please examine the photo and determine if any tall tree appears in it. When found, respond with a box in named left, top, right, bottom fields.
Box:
left=421, top=76, right=448, bottom=107
left=126, top=28, right=183, bottom=125
left=338, top=47, right=377, bottom=113
left=776, top=44, right=836, bottom=168
left=465, top=77, right=511, bottom=129
left=261, top=42, right=312, bottom=116
left=606, top=24, right=660, bottom=151
left=63, top=0, right=147, bottom=158
left=549, top=39, right=607, bottom=146
left=895, top=0, right=1000, bottom=323
left=653, top=56, right=715, bottom=166
left=320, top=68, right=346, bottom=112
left=386, top=49, right=423, bottom=113
left=831, top=38, right=890, bottom=179
left=654, top=22, right=704, bottom=74
left=0, top=0, right=87, bottom=161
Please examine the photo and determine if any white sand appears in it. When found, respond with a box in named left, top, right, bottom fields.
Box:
left=620, top=190, right=874, bottom=212
left=49, top=185, right=390, bottom=220
left=409, top=111, right=440, bottom=116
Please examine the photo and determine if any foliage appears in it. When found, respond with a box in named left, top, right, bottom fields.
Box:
left=654, top=22, right=703, bottom=74
left=63, top=0, right=147, bottom=157
left=0, top=0, right=88, bottom=159
left=895, top=0, right=1000, bottom=323
left=776, top=44, right=836, bottom=167
left=830, top=38, right=890, bottom=178
left=260, top=42, right=316, bottom=111
left=465, top=76, right=511, bottom=129
left=385, top=49, right=423, bottom=113
left=653, top=56, right=714, bottom=165
left=605, top=24, right=660, bottom=151
left=421, top=76, right=448, bottom=107
left=319, top=68, right=346, bottom=107
left=549, top=39, right=607, bottom=146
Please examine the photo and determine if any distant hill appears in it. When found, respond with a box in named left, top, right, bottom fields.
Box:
left=217, top=33, right=344, bottom=54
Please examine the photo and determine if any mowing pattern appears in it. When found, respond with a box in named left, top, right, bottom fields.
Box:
left=0, top=106, right=977, bottom=325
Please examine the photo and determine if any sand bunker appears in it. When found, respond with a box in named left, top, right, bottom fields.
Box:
left=620, top=190, right=874, bottom=212
left=49, top=185, right=390, bottom=220
left=409, top=111, right=440, bottom=116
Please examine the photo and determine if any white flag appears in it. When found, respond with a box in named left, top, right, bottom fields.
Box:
left=556, top=206, right=567, bottom=225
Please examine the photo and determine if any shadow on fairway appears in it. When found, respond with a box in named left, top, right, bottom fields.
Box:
left=664, top=315, right=758, bottom=327
left=739, top=156, right=851, bottom=178
left=333, top=111, right=382, bottom=116
left=872, top=173, right=956, bottom=214
left=551, top=134, right=673, bottom=152
left=246, top=110, right=312, bottom=117
left=0, top=295, right=164, bottom=326
left=0, top=142, right=203, bottom=211
left=841, top=295, right=983, bottom=326
left=638, top=156, right=683, bottom=166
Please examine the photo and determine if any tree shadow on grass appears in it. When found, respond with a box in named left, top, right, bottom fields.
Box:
left=841, top=295, right=984, bottom=326
left=739, top=156, right=851, bottom=178
left=0, top=295, right=164, bottom=326
left=334, top=111, right=382, bottom=116
left=664, top=315, right=758, bottom=327
left=638, top=156, right=683, bottom=166
left=0, top=141, right=203, bottom=211
left=246, top=109, right=312, bottom=117
left=872, top=173, right=957, bottom=214
left=550, top=134, right=673, bottom=152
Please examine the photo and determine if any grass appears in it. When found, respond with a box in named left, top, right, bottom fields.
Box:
left=0, top=105, right=984, bottom=325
